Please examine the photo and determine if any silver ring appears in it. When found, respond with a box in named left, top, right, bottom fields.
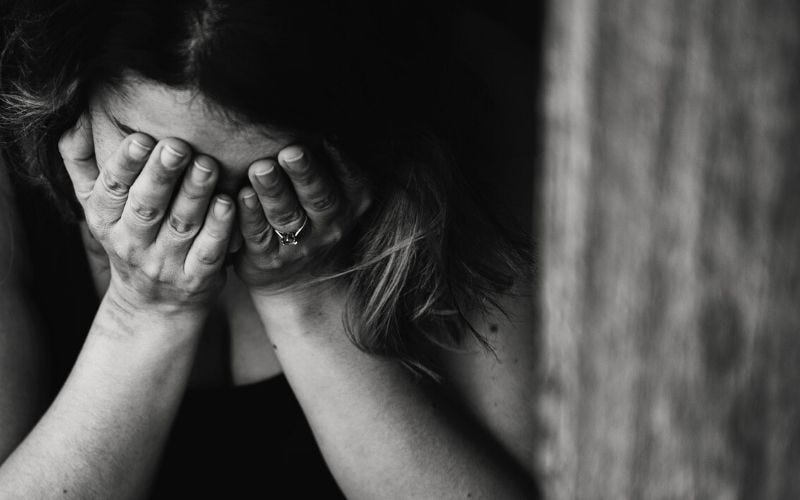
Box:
left=273, top=213, right=310, bottom=246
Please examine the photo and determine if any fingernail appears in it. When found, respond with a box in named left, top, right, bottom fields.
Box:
left=161, top=144, right=186, bottom=167
left=253, top=160, right=275, bottom=184
left=192, top=160, right=213, bottom=182
left=242, top=192, right=259, bottom=209
left=282, top=147, right=304, bottom=165
left=213, top=197, right=232, bottom=217
left=129, top=139, right=152, bottom=161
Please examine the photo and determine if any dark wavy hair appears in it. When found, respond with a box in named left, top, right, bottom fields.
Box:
left=0, top=0, right=532, bottom=377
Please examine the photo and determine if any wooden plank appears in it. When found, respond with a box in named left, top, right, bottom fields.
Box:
left=538, top=0, right=800, bottom=497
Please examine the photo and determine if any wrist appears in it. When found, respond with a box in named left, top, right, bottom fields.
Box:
left=94, top=286, right=207, bottom=349
left=249, top=280, right=347, bottom=338
left=104, top=280, right=210, bottom=321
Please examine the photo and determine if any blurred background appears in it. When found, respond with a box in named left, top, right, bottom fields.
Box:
left=531, top=1, right=800, bottom=499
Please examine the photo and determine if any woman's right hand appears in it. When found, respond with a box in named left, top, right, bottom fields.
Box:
left=58, top=114, right=235, bottom=318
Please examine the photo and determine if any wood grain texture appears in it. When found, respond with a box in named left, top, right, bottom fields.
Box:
left=537, top=0, right=800, bottom=498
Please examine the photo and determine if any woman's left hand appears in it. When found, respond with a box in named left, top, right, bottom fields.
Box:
left=234, top=141, right=372, bottom=296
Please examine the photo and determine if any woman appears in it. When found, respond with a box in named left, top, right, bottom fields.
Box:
left=0, top=0, right=538, bottom=497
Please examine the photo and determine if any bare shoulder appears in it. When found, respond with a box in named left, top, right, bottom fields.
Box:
left=436, top=284, right=539, bottom=474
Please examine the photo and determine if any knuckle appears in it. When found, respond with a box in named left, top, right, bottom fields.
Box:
left=100, top=170, right=129, bottom=197
left=245, top=226, right=272, bottom=245
left=129, top=197, right=160, bottom=223
left=262, top=180, right=286, bottom=198
left=113, top=241, right=136, bottom=264
left=74, top=181, right=94, bottom=201
left=182, top=276, right=205, bottom=294
left=167, top=213, right=198, bottom=236
left=271, top=208, right=303, bottom=228
left=240, top=218, right=265, bottom=238
left=196, top=249, right=223, bottom=266
left=140, top=261, right=163, bottom=281
left=309, top=191, right=339, bottom=212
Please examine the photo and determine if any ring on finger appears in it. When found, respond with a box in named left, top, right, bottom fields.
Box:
left=273, top=213, right=310, bottom=246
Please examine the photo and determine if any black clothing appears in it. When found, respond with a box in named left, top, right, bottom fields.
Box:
left=152, top=375, right=345, bottom=499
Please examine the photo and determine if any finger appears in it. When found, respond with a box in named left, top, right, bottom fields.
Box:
left=184, top=196, right=235, bottom=276
left=58, top=113, right=98, bottom=207
left=322, top=139, right=373, bottom=216
left=88, top=132, right=156, bottom=226
left=158, top=155, right=218, bottom=250
left=277, top=145, right=341, bottom=223
left=248, top=159, right=308, bottom=235
left=120, top=138, right=192, bottom=244
left=237, top=186, right=277, bottom=256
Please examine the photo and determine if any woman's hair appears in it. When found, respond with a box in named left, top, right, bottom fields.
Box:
left=0, top=0, right=532, bottom=377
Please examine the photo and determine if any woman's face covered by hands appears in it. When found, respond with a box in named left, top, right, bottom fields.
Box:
left=89, top=75, right=297, bottom=198
left=70, top=74, right=371, bottom=301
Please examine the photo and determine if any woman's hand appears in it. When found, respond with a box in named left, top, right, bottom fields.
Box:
left=234, top=142, right=371, bottom=296
left=59, top=114, right=235, bottom=318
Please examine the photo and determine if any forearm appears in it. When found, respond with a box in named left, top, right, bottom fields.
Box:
left=252, top=288, right=534, bottom=499
left=0, top=294, right=204, bottom=499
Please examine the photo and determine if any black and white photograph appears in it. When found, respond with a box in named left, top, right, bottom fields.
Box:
left=0, top=0, right=797, bottom=498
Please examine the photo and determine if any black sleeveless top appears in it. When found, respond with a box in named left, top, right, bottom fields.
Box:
left=8, top=169, right=345, bottom=498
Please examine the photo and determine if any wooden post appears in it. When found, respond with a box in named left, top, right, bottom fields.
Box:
left=538, top=0, right=800, bottom=497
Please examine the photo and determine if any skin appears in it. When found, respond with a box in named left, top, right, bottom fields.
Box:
left=0, top=77, right=539, bottom=498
